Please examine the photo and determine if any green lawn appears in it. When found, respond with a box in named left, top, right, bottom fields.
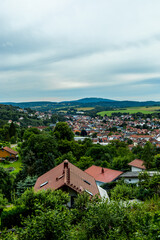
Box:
left=0, top=156, right=22, bottom=174
left=98, top=106, right=160, bottom=117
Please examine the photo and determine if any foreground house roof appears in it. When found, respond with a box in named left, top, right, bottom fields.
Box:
left=84, top=165, right=123, bottom=183
left=128, top=159, right=146, bottom=170
left=34, top=160, right=99, bottom=196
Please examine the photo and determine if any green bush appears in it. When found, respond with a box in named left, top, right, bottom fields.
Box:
left=110, top=184, right=135, bottom=200
left=1, top=206, right=30, bottom=229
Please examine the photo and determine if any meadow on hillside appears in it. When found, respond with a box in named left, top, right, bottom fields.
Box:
left=98, top=106, right=160, bottom=117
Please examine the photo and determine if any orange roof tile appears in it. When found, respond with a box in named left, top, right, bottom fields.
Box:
left=128, top=159, right=146, bottom=170
left=85, top=165, right=123, bottom=183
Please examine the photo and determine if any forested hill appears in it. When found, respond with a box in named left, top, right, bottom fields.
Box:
left=0, top=104, right=20, bottom=126
left=61, top=97, right=116, bottom=103
left=0, top=104, right=57, bottom=128
left=1, top=97, right=160, bottom=111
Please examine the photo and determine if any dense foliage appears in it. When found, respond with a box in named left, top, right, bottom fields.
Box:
left=1, top=189, right=160, bottom=240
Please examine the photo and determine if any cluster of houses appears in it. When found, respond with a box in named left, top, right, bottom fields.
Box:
left=65, top=114, right=160, bottom=148
left=8, top=109, right=53, bottom=127
left=34, top=158, right=158, bottom=207
left=7, top=108, right=160, bottom=149
left=0, top=144, right=159, bottom=206
left=17, top=108, right=52, bottom=120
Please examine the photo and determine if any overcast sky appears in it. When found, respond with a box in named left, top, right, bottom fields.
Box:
left=1, top=0, right=160, bottom=102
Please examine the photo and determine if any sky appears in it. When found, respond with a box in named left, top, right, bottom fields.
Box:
left=1, top=0, right=160, bottom=102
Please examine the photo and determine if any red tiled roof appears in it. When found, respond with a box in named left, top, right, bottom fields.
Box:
left=84, top=165, right=123, bottom=183
left=130, top=135, right=151, bottom=139
left=128, top=159, right=146, bottom=170
left=34, top=160, right=99, bottom=196
left=3, top=147, right=18, bottom=155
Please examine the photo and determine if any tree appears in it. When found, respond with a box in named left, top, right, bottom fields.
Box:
left=8, top=122, right=16, bottom=138
left=17, top=209, right=72, bottom=240
left=53, top=122, right=74, bottom=141
left=80, top=129, right=87, bottom=137
left=0, top=167, right=13, bottom=200
left=1, top=189, right=70, bottom=232
left=58, top=139, right=73, bottom=155
left=16, top=175, right=38, bottom=197
left=142, top=142, right=155, bottom=169
left=56, top=151, right=76, bottom=165
left=132, top=144, right=143, bottom=159
left=23, top=127, right=40, bottom=140
left=91, top=132, right=97, bottom=138
left=85, top=145, right=112, bottom=165
left=21, top=134, right=58, bottom=176
left=111, top=156, right=132, bottom=171
left=110, top=183, right=134, bottom=200
left=35, top=153, right=56, bottom=176
left=153, top=154, right=160, bottom=169
left=76, top=156, right=94, bottom=170
left=0, top=191, right=8, bottom=214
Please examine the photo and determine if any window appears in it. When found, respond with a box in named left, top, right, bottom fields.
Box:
left=85, top=189, right=93, bottom=196
left=83, top=179, right=91, bottom=185
left=40, top=181, right=48, bottom=188
left=71, top=196, right=75, bottom=207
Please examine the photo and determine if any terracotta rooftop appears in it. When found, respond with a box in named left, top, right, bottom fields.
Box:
left=128, top=159, right=146, bottom=170
left=3, top=146, right=18, bottom=155
left=84, top=165, right=123, bottom=183
left=34, top=160, right=99, bottom=196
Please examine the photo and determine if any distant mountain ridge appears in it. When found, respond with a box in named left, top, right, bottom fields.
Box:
left=1, top=97, right=160, bottom=111
left=72, top=97, right=116, bottom=103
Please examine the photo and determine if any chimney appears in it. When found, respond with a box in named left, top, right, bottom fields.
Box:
left=64, top=160, right=68, bottom=169
left=101, top=167, right=104, bottom=174
left=64, top=160, right=69, bottom=184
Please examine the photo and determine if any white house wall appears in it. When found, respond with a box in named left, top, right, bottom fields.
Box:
left=124, top=178, right=139, bottom=184
left=131, top=166, right=143, bottom=172
left=96, top=180, right=105, bottom=186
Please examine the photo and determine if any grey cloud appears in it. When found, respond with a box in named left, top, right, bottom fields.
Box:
left=134, top=78, right=160, bottom=85
left=0, top=0, right=160, bottom=101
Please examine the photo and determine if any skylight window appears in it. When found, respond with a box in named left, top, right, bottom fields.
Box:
left=40, top=181, right=48, bottom=188
left=85, top=189, right=93, bottom=196
left=83, top=179, right=91, bottom=185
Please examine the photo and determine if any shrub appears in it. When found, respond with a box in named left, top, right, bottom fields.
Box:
left=1, top=206, right=30, bottom=229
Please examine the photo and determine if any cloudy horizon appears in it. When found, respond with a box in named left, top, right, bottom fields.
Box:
left=1, top=0, right=160, bottom=102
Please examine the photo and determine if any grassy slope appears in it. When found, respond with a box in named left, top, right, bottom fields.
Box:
left=0, top=157, right=22, bottom=174
left=0, top=146, right=22, bottom=174
left=76, top=107, right=94, bottom=111
left=98, top=106, right=160, bottom=117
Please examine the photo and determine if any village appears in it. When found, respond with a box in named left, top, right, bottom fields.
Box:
left=10, top=107, right=160, bottom=148
left=65, top=113, right=160, bottom=148
left=1, top=106, right=160, bottom=238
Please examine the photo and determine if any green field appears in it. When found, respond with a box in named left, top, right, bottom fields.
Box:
left=76, top=107, right=94, bottom=111
left=0, top=156, right=22, bottom=174
left=98, top=106, right=160, bottom=117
